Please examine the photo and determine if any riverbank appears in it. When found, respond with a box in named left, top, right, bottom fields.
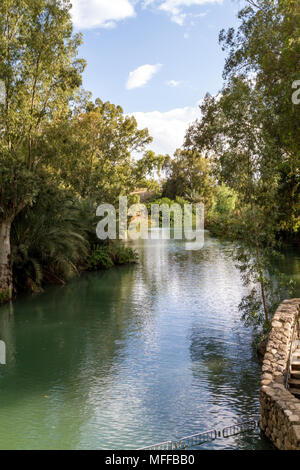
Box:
left=3, top=242, right=137, bottom=305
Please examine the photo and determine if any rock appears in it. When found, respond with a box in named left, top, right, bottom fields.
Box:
left=260, top=299, right=300, bottom=450
left=290, top=415, right=300, bottom=424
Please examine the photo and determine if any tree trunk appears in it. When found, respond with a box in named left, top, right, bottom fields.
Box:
left=0, top=220, right=12, bottom=303
left=254, top=241, right=269, bottom=325
left=260, top=278, right=269, bottom=324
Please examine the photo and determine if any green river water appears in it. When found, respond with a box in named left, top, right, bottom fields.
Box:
left=0, top=232, right=299, bottom=450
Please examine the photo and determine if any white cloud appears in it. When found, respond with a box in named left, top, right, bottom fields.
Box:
left=130, top=102, right=201, bottom=155
left=71, top=0, right=135, bottom=30
left=166, top=80, right=181, bottom=87
left=70, top=0, right=221, bottom=30
left=126, top=64, right=162, bottom=90
left=143, top=0, right=221, bottom=25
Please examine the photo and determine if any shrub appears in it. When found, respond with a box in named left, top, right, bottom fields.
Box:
left=112, top=245, right=138, bottom=265
left=88, top=244, right=137, bottom=270
left=88, top=246, right=114, bottom=270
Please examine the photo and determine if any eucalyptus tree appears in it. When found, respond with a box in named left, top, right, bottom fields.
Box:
left=162, top=148, right=216, bottom=208
left=186, top=79, right=281, bottom=324
left=133, top=150, right=166, bottom=188
left=184, top=0, right=299, bottom=331
left=47, top=98, right=153, bottom=204
left=0, top=0, right=85, bottom=300
left=219, top=0, right=300, bottom=234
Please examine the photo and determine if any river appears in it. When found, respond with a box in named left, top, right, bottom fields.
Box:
left=0, top=232, right=299, bottom=450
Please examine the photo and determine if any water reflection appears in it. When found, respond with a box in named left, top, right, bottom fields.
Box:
left=0, top=233, right=297, bottom=449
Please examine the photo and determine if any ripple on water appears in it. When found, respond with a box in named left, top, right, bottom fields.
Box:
left=0, top=233, right=283, bottom=449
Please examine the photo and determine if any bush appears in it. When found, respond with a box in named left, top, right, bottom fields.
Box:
left=88, top=244, right=137, bottom=270
left=88, top=246, right=114, bottom=270
left=11, top=184, right=89, bottom=292
left=112, top=245, right=138, bottom=265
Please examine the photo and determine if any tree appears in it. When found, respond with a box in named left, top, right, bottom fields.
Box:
left=132, top=150, right=166, bottom=191
left=162, top=148, right=216, bottom=208
left=185, top=1, right=299, bottom=293
left=0, top=0, right=84, bottom=300
left=184, top=24, right=298, bottom=329
left=46, top=98, right=152, bottom=204
left=219, top=0, right=300, bottom=234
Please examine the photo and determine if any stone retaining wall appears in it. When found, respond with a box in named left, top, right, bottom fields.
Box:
left=260, top=299, right=300, bottom=450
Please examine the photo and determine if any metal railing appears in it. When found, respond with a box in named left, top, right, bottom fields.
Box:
left=285, top=320, right=298, bottom=389
left=171, top=430, right=217, bottom=450
left=140, top=440, right=173, bottom=451
left=222, top=420, right=258, bottom=438
left=138, top=419, right=259, bottom=450
left=139, top=430, right=216, bottom=451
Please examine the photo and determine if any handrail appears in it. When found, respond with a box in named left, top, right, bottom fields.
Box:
left=222, top=420, right=258, bottom=438
left=285, top=320, right=298, bottom=389
left=138, top=419, right=260, bottom=450
left=139, top=440, right=172, bottom=450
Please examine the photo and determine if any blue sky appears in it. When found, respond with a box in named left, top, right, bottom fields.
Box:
left=71, top=0, right=243, bottom=154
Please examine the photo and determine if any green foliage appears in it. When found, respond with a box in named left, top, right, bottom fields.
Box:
left=175, top=196, right=189, bottom=207
left=11, top=178, right=139, bottom=291
left=205, top=185, right=238, bottom=239
left=237, top=248, right=295, bottom=326
left=184, top=0, right=299, bottom=331
left=88, top=244, right=137, bottom=271
left=128, top=194, right=141, bottom=205
left=47, top=98, right=152, bottom=205
left=11, top=182, right=89, bottom=292
left=218, top=0, right=300, bottom=235
left=88, top=246, right=114, bottom=271
left=147, top=196, right=180, bottom=229
left=146, top=197, right=174, bottom=211
left=0, top=0, right=298, bottom=316
left=238, top=255, right=295, bottom=352
left=0, top=0, right=85, bottom=218
left=0, top=0, right=85, bottom=295
left=162, top=149, right=216, bottom=209
left=0, top=0, right=155, bottom=298
left=111, top=245, right=138, bottom=266
left=133, top=151, right=166, bottom=189
left=210, top=185, right=237, bottom=217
